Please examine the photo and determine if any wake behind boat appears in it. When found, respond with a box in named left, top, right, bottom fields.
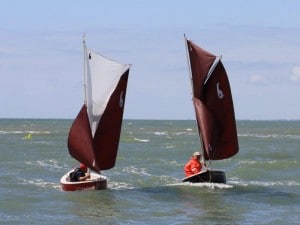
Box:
left=60, top=36, right=131, bottom=191
left=183, top=35, right=239, bottom=184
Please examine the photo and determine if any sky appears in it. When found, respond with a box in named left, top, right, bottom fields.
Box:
left=0, top=0, right=300, bottom=120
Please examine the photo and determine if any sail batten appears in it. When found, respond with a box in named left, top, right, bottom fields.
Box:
left=68, top=40, right=130, bottom=172
left=185, top=37, right=239, bottom=161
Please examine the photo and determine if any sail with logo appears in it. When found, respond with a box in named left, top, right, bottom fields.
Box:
left=182, top=35, right=239, bottom=183
left=60, top=37, right=131, bottom=191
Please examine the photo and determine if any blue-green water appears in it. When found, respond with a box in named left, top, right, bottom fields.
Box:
left=0, top=119, right=299, bottom=224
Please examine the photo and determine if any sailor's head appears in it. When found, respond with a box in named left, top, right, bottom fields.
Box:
left=193, top=151, right=202, bottom=159
left=80, top=163, right=88, bottom=172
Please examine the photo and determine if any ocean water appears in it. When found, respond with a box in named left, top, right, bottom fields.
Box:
left=0, top=119, right=299, bottom=225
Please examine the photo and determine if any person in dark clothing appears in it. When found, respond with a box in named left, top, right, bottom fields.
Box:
left=69, top=163, right=90, bottom=182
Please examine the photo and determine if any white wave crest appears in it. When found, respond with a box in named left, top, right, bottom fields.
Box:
left=238, top=133, right=300, bottom=139
left=133, top=138, right=150, bottom=142
left=108, top=181, right=134, bottom=190
left=18, top=178, right=60, bottom=190
left=122, top=166, right=151, bottom=176
left=229, top=180, right=300, bottom=187
left=153, top=131, right=167, bottom=136
left=0, top=130, right=51, bottom=134
left=25, top=159, right=64, bottom=171
left=168, top=182, right=233, bottom=189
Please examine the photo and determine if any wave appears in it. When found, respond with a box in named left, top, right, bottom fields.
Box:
left=0, top=130, right=51, bottom=135
left=143, top=128, right=195, bottom=137
left=169, top=179, right=300, bottom=189
left=153, top=131, right=168, bottom=136
left=165, top=145, right=175, bottom=149
left=25, top=159, right=64, bottom=172
left=133, top=138, right=150, bottom=142
left=229, top=179, right=300, bottom=187
left=235, top=160, right=283, bottom=165
left=18, top=177, right=61, bottom=190
left=167, top=182, right=233, bottom=189
left=121, top=166, right=152, bottom=176
left=108, top=181, right=135, bottom=190
left=238, top=133, right=300, bottom=139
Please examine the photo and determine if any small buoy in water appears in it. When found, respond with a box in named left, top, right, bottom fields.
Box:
left=25, top=133, right=32, bottom=140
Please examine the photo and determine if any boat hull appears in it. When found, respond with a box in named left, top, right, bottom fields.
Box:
left=60, top=170, right=107, bottom=191
left=182, top=169, right=226, bottom=183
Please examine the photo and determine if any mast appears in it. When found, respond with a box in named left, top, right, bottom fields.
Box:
left=184, top=35, right=193, bottom=95
left=83, top=34, right=88, bottom=106
left=184, top=35, right=206, bottom=159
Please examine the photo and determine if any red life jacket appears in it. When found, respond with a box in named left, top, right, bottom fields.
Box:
left=184, top=157, right=202, bottom=177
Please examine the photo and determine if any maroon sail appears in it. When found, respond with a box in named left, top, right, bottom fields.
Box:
left=185, top=38, right=238, bottom=160
left=68, top=105, right=96, bottom=169
left=68, top=40, right=130, bottom=172
left=92, top=71, right=129, bottom=170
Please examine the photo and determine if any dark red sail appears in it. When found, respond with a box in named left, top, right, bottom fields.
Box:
left=186, top=38, right=239, bottom=160
left=68, top=105, right=98, bottom=170
left=92, top=71, right=129, bottom=170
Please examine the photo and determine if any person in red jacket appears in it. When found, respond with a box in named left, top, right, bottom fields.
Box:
left=184, top=151, right=205, bottom=177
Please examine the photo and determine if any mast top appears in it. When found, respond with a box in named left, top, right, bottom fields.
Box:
left=83, top=33, right=86, bottom=44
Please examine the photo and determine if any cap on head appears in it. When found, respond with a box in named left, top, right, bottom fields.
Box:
left=193, top=151, right=201, bottom=156
left=80, top=163, right=87, bottom=171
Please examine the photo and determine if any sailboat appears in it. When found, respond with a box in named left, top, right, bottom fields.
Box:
left=182, top=36, right=239, bottom=183
left=60, top=37, right=131, bottom=191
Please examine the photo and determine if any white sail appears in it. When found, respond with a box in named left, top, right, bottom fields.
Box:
left=84, top=47, right=130, bottom=137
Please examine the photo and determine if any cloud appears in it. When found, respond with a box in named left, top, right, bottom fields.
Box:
left=249, top=74, right=266, bottom=85
left=290, top=66, right=300, bottom=82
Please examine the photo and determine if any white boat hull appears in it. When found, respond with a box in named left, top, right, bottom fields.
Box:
left=60, top=170, right=107, bottom=191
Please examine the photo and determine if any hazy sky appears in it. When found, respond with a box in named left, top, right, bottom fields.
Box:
left=1, top=0, right=299, bottom=120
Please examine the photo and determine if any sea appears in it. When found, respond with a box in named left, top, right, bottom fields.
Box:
left=0, top=119, right=299, bottom=225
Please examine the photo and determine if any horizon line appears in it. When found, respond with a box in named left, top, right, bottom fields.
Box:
left=0, top=117, right=299, bottom=122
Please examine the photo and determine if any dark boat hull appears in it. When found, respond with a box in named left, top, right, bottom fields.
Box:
left=182, top=169, right=226, bottom=183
